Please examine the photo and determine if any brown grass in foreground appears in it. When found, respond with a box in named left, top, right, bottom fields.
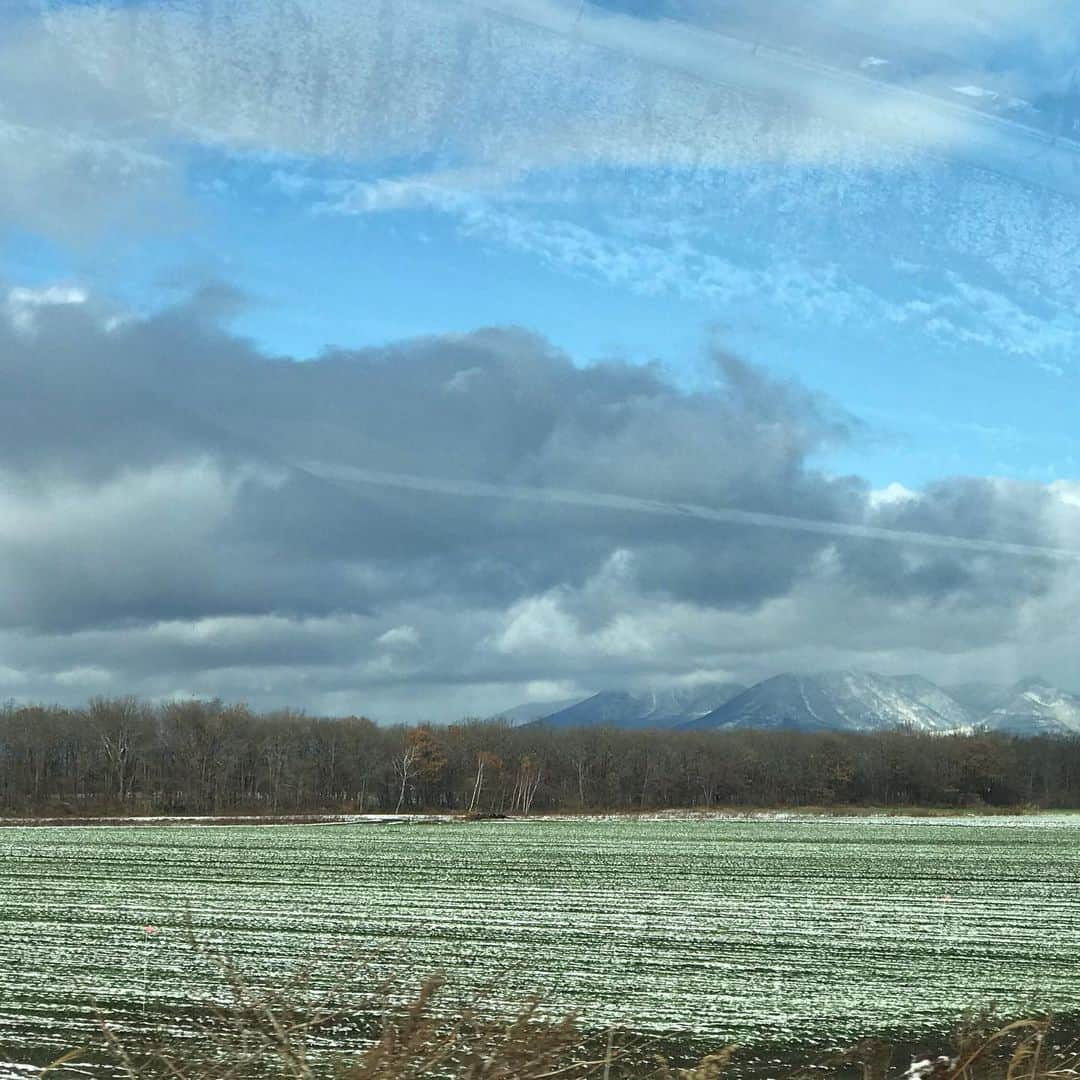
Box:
left=71, top=944, right=1079, bottom=1080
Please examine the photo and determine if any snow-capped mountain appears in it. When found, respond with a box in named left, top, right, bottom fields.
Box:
left=681, top=672, right=973, bottom=734
left=980, top=679, right=1080, bottom=736
left=506, top=673, right=1080, bottom=736
left=535, top=683, right=746, bottom=730
left=890, top=675, right=976, bottom=731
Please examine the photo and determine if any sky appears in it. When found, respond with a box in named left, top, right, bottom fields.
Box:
left=2, top=0, right=1080, bottom=719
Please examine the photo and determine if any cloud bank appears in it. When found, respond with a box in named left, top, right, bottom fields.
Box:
left=1, top=289, right=1078, bottom=717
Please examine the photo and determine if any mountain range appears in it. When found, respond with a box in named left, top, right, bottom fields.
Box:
left=495, top=672, right=1080, bottom=737
left=522, top=683, right=747, bottom=731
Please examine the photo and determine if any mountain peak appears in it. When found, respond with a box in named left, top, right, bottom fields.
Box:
left=534, top=682, right=746, bottom=730
left=681, top=670, right=972, bottom=734
left=983, top=681, right=1080, bottom=736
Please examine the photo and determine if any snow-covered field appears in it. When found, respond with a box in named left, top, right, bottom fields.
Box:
left=1, top=816, right=1079, bottom=1062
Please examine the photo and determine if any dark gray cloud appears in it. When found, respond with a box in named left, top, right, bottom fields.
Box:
left=839, top=478, right=1061, bottom=605
left=1, top=296, right=860, bottom=623
left=1, top=289, right=1077, bottom=716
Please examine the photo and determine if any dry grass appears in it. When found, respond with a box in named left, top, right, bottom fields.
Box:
left=787, top=1011, right=1080, bottom=1080
left=87, top=944, right=1080, bottom=1079
left=98, top=941, right=658, bottom=1079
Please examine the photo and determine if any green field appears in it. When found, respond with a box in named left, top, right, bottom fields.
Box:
left=2, top=816, right=1079, bottom=1063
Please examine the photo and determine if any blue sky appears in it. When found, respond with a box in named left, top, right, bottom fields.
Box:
left=5, top=1, right=1080, bottom=488
left=3, top=0, right=1080, bottom=715
left=8, top=143, right=1080, bottom=491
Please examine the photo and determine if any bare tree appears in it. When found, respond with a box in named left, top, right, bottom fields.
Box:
left=87, top=697, right=146, bottom=805
left=0, top=698, right=1076, bottom=816
left=467, top=751, right=502, bottom=813
left=394, top=744, right=417, bottom=813
left=512, top=755, right=544, bottom=815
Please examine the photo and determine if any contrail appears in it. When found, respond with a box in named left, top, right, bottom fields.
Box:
left=297, top=461, right=1080, bottom=563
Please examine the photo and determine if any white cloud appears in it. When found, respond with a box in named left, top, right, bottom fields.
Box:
left=0, top=460, right=244, bottom=549
left=1050, top=481, right=1080, bottom=509
left=870, top=483, right=919, bottom=509
left=490, top=593, right=578, bottom=657
left=377, top=625, right=421, bottom=649
left=5, top=285, right=88, bottom=334
left=444, top=367, right=486, bottom=393
left=54, top=665, right=113, bottom=688
left=20, top=0, right=1072, bottom=217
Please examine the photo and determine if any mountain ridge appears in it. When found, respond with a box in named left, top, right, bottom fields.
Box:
left=505, top=672, right=1080, bottom=736
left=682, top=671, right=970, bottom=734
left=527, top=683, right=747, bottom=730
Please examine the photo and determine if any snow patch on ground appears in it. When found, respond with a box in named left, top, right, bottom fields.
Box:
left=0, top=813, right=454, bottom=829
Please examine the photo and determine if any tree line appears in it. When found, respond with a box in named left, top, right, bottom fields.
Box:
left=1, top=696, right=1079, bottom=816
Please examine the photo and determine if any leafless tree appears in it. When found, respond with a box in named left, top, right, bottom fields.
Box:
left=1, top=699, right=1079, bottom=816
left=87, top=697, right=147, bottom=805
left=394, top=744, right=417, bottom=813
